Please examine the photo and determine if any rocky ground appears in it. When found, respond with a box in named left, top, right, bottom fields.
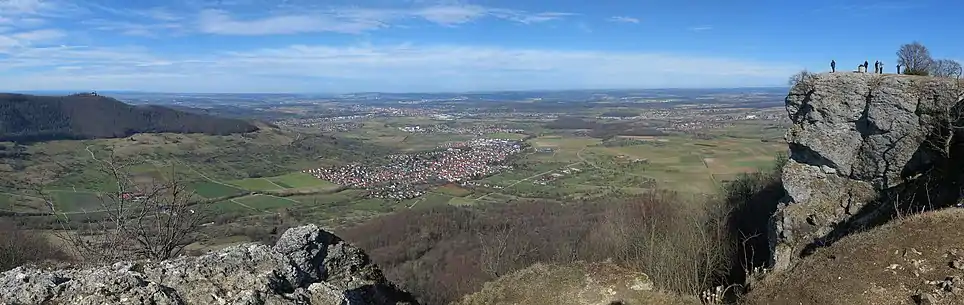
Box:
left=0, top=225, right=418, bottom=305
left=746, top=208, right=964, bottom=305
left=454, top=261, right=700, bottom=305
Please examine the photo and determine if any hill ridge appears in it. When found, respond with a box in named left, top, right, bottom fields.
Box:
left=0, top=93, right=258, bottom=143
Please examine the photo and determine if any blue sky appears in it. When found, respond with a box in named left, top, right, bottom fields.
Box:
left=0, top=0, right=961, bottom=93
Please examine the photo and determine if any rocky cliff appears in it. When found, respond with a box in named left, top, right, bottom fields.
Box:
left=0, top=225, right=419, bottom=305
left=773, top=72, right=964, bottom=270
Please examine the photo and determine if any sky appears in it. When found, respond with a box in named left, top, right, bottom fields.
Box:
left=0, top=0, right=961, bottom=93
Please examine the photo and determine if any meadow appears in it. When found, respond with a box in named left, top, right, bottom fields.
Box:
left=0, top=115, right=788, bottom=230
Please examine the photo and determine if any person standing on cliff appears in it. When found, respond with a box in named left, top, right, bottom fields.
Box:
left=897, top=64, right=902, bottom=74
left=864, top=61, right=869, bottom=73
left=831, top=60, right=836, bottom=73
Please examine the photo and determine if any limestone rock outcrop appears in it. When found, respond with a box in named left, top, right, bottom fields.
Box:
left=0, top=225, right=419, bottom=305
left=772, top=72, right=963, bottom=270
left=455, top=261, right=700, bottom=305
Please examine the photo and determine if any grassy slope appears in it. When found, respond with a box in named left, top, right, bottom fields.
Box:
left=0, top=126, right=377, bottom=212
left=744, top=209, right=964, bottom=305
left=456, top=261, right=700, bottom=305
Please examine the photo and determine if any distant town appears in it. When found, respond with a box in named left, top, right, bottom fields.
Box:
left=304, top=139, right=525, bottom=200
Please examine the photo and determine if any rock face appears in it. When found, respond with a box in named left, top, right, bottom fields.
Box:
left=0, top=225, right=419, bottom=305
left=772, top=72, right=963, bottom=270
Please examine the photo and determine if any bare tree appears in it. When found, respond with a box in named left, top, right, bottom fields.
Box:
left=26, top=156, right=205, bottom=263
left=787, top=70, right=814, bottom=87
left=931, top=59, right=963, bottom=78
left=477, top=223, right=535, bottom=278
left=897, top=42, right=934, bottom=75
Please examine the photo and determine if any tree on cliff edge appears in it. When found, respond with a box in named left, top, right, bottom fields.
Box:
left=897, top=42, right=934, bottom=76
left=931, top=59, right=963, bottom=78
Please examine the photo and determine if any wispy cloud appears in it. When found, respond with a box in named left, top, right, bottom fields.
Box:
left=0, top=0, right=52, bottom=14
left=0, top=0, right=59, bottom=27
left=84, top=19, right=186, bottom=37
left=0, top=43, right=799, bottom=92
left=608, top=16, right=639, bottom=24
left=195, top=4, right=573, bottom=35
left=689, top=26, right=713, bottom=32
left=0, top=28, right=65, bottom=51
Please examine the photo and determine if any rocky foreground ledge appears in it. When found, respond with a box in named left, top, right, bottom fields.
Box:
left=0, top=225, right=419, bottom=305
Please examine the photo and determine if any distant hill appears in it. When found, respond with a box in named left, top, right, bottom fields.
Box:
left=0, top=93, right=258, bottom=143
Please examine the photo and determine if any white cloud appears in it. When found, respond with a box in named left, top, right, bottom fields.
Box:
left=11, top=28, right=62, bottom=40
left=0, top=28, right=64, bottom=51
left=84, top=19, right=186, bottom=37
left=412, top=4, right=488, bottom=25
left=0, top=0, right=50, bottom=14
left=142, top=7, right=182, bottom=21
left=689, top=26, right=713, bottom=31
left=198, top=9, right=387, bottom=35
left=0, top=0, right=58, bottom=27
left=0, top=43, right=800, bottom=92
left=194, top=4, right=573, bottom=35
left=608, top=16, right=639, bottom=24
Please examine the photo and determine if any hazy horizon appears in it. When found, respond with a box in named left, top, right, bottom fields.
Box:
left=2, top=0, right=960, bottom=92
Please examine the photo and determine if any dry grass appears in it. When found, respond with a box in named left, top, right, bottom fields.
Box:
left=455, top=261, right=701, bottom=305
left=743, top=208, right=964, bottom=305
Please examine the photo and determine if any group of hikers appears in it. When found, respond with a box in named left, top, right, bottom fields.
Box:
left=830, top=60, right=902, bottom=74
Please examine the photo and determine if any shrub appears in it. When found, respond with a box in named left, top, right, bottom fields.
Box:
left=719, top=155, right=786, bottom=291
left=904, top=69, right=930, bottom=76
left=787, top=70, right=814, bottom=87
left=0, top=221, right=68, bottom=271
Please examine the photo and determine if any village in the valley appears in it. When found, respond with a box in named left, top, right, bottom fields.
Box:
left=304, top=139, right=525, bottom=200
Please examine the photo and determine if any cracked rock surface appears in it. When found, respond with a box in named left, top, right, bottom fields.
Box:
left=0, top=225, right=419, bottom=305
left=772, top=73, right=962, bottom=270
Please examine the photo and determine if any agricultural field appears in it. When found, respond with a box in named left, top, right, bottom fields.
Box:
left=190, top=181, right=245, bottom=199
left=505, top=128, right=786, bottom=195
left=49, top=190, right=105, bottom=212
left=1, top=98, right=792, bottom=237
left=0, top=193, right=46, bottom=213
left=434, top=184, right=473, bottom=197
left=483, top=132, right=528, bottom=140
left=234, top=195, right=300, bottom=211
left=268, top=173, right=335, bottom=189
left=228, top=178, right=284, bottom=191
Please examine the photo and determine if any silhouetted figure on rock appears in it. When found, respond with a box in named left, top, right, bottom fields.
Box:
left=831, top=60, right=836, bottom=73
left=897, top=64, right=902, bottom=74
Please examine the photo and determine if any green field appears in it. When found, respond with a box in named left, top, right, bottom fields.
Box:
left=448, top=196, right=477, bottom=206
left=49, top=191, right=105, bottom=212
left=228, top=178, right=284, bottom=191
left=0, top=193, right=47, bottom=212
left=190, top=181, right=245, bottom=198
left=484, top=132, right=528, bottom=140
left=435, top=184, right=473, bottom=197
left=1, top=112, right=791, bottom=235
left=235, top=195, right=299, bottom=210
left=267, top=173, right=336, bottom=189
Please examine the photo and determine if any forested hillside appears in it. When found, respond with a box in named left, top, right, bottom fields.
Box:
left=0, top=93, right=258, bottom=143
